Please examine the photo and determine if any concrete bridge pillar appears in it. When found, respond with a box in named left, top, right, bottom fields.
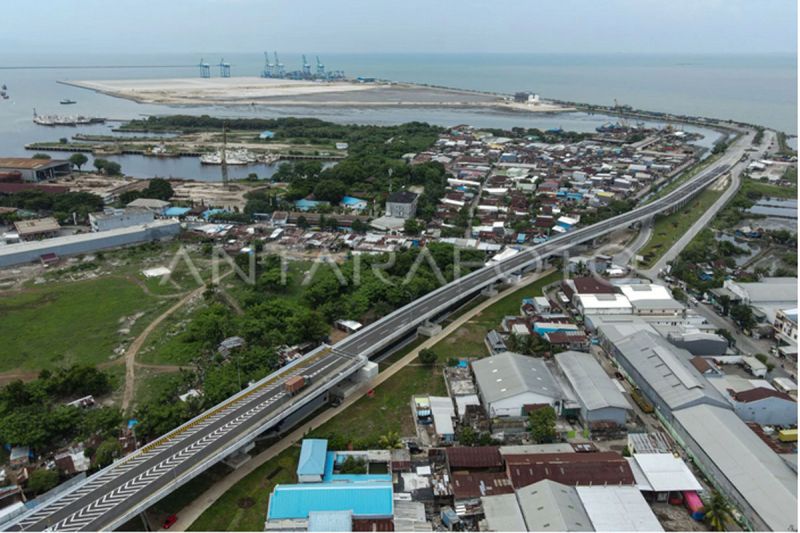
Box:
left=417, top=321, right=442, bottom=337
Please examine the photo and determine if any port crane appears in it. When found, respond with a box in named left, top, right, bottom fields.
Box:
left=198, top=58, right=211, bottom=78
left=302, top=55, right=312, bottom=78
left=262, top=52, right=274, bottom=77
left=218, top=58, right=231, bottom=78
left=273, top=52, right=285, bottom=77
left=315, top=56, right=325, bottom=78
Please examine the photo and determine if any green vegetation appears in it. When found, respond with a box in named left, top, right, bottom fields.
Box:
left=27, top=468, right=60, bottom=495
left=430, top=270, right=560, bottom=360
left=68, top=153, right=88, bottom=171
left=418, top=348, right=437, bottom=365
left=0, top=277, right=167, bottom=372
left=0, top=366, right=121, bottom=453
left=528, top=406, right=557, bottom=443
left=118, top=178, right=174, bottom=205
left=705, top=491, right=736, bottom=532
left=0, top=190, right=103, bottom=224
left=93, top=158, right=122, bottom=176
left=187, top=447, right=300, bottom=532
left=638, top=187, right=723, bottom=268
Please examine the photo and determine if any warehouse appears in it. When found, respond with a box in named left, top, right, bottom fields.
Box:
left=574, top=293, right=632, bottom=315
left=0, top=157, right=71, bottom=182
left=672, top=404, right=797, bottom=532
left=554, top=351, right=631, bottom=426
left=0, top=220, right=180, bottom=268
left=14, top=217, right=60, bottom=241
left=471, top=352, right=564, bottom=417
left=575, top=485, right=664, bottom=532
left=605, top=330, right=729, bottom=420
left=517, top=479, right=593, bottom=532
left=89, top=208, right=154, bottom=232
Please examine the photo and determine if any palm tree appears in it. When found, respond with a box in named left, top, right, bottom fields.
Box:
left=705, top=491, right=735, bottom=531
left=378, top=431, right=403, bottom=450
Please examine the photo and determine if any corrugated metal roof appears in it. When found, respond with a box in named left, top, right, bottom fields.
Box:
left=630, top=454, right=702, bottom=492
left=555, top=351, right=630, bottom=412
left=297, top=439, right=328, bottom=477
left=673, top=404, right=797, bottom=532
left=613, top=331, right=728, bottom=411
left=0, top=157, right=69, bottom=170
left=267, top=482, right=394, bottom=520
left=472, top=352, right=562, bottom=405
left=481, top=493, right=527, bottom=532
left=308, top=510, right=352, bottom=532
left=445, top=446, right=503, bottom=469
left=517, top=479, right=593, bottom=532
left=576, top=485, right=663, bottom=531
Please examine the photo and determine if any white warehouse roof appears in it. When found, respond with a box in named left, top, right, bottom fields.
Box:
left=576, top=486, right=663, bottom=532
left=628, top=454, right=703, bottom=492
left=618, top=283, right=673, bottom=302
left=576, top=293, right=632, bottom=310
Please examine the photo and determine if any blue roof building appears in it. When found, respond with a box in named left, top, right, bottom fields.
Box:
left=297, top=439, right=328, bottom=482
left=322, top=452, right=392, bottom=483
left=294, top=199, right=329, bottom=212
left=340, top=196, right=368, bottom=211
left=202, top=208, right=229, bottom=221
left=164, top=206, right=191, bottom=218
left=259, top=130, right=275, bottom=139
left=267, top=482, right=394, bottom=521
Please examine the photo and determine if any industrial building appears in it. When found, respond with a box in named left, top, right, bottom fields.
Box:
left=0, top=220, right=180, bottom=268
left=729, top=387, right=797, bottom=426
left=471, top=352, right=564, bottom=417
left=554, top=351, right=631, bottom=426
left=516, top=480, right=593, bottom=532
left=89, top=208, right=154, bottom=232
left=0, top=157, right=71, bottom=182
left=672, top=404, right=797, bottom=532
left=13, top=217, right=60, bottom=241
left=601, top=330, right=729, bottom=420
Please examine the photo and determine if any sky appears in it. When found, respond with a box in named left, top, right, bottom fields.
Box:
left=2, top=0, right=797, bottom=55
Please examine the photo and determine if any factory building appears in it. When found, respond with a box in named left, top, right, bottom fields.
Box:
left=89, top=208, right=154, bottom=232
left=554, top=351, right=631, bottom=426
left=0, top=157, right=71, bottom=182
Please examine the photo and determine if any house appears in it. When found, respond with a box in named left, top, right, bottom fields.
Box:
left=9, top=447, right=31, bottom=468
left=554, top=351, right=631, bottom=427
left=218, top=336, right=246, bottom=357
left=385, top=191, right=418, bottom=220
left=14, top=217, right=60, bottom=241
left=297, top=439, right=328, bottom=483
left=429, top=396, right=456, bottom=443
left=126, top=197, right=171, bottom=214
left=471, top=352, right=564, bottom=417
left=485, top=330, right=507, bottom=355
left=773, top=308, right=798, bottom=350
left=731, top=387, right=797, bottom=426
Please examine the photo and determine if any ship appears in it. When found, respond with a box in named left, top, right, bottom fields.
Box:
left=32, top=109, right=105, bottom=126
left=200, top=149, right=256, bottom=165
left=60, top=99, right=77, bottom=105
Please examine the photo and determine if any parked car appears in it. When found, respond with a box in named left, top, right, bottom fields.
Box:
left=162, top=515, right=178, bottom=529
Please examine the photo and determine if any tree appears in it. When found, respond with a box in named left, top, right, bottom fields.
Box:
left=27, top=469, right=60, bottom=496
left=403, top=218, right=423, bottom=236
left=93, top=437, right=122, bottom=468
left=458, top=426, right=477, bottom=446
left=93, top=158, right=122, bottom=176
left=378, top=431, right=403, bottom=450
left=142, top=178, right=174, bottom=201
left=705, top=491, right=735, bottom=531
left=313, top=179, right=346, bottom=203
left=419, top=348, right=437, bottom=366
left=68, top=153, right=88, bottom=171
left=351, top=219, right=369, bottom=233
left=297, top=215, right=309, bottom=229
left=528, top=406, right=556, bottom=444
left=730, top=303, right=756, bottom=330
left=32, top=153, right=51, bottom=160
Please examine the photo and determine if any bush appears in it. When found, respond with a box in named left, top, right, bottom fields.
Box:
left=419, top=348, right=437, bottom=366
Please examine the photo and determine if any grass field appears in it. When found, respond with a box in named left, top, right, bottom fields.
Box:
left=187, top=447, right=300, bottom=532
left=638, top=187, right=724, bottom=268
left=0, top=277, right=169, bottom=372
left=429, top=270, right=561, bottom=360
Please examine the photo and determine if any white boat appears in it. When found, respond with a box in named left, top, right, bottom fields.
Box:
left=199, top=148, right=256, bottom=165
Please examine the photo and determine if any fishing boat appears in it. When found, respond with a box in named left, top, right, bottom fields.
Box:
left=60, top=99, right=77, bottom=105
left=200, top=149, right=256, bottom=165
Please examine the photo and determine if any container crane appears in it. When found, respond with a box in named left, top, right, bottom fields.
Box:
left=262, top=52, right=274, bottom=77
left=198, top=58, right=211, bottom=78
left=218, top=58, right=231, bottom=78
left=315, top=56, right=325, bottom=78
left=273, top=52, right=284, bottom=77
left=302, top=55, right=311, bottom=78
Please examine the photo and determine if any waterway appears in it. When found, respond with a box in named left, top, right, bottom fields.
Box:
left=0, top=52, right=792, bottom=181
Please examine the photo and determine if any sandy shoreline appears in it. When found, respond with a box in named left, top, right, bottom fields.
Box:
left=59, top=77, right=573, bottom=113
